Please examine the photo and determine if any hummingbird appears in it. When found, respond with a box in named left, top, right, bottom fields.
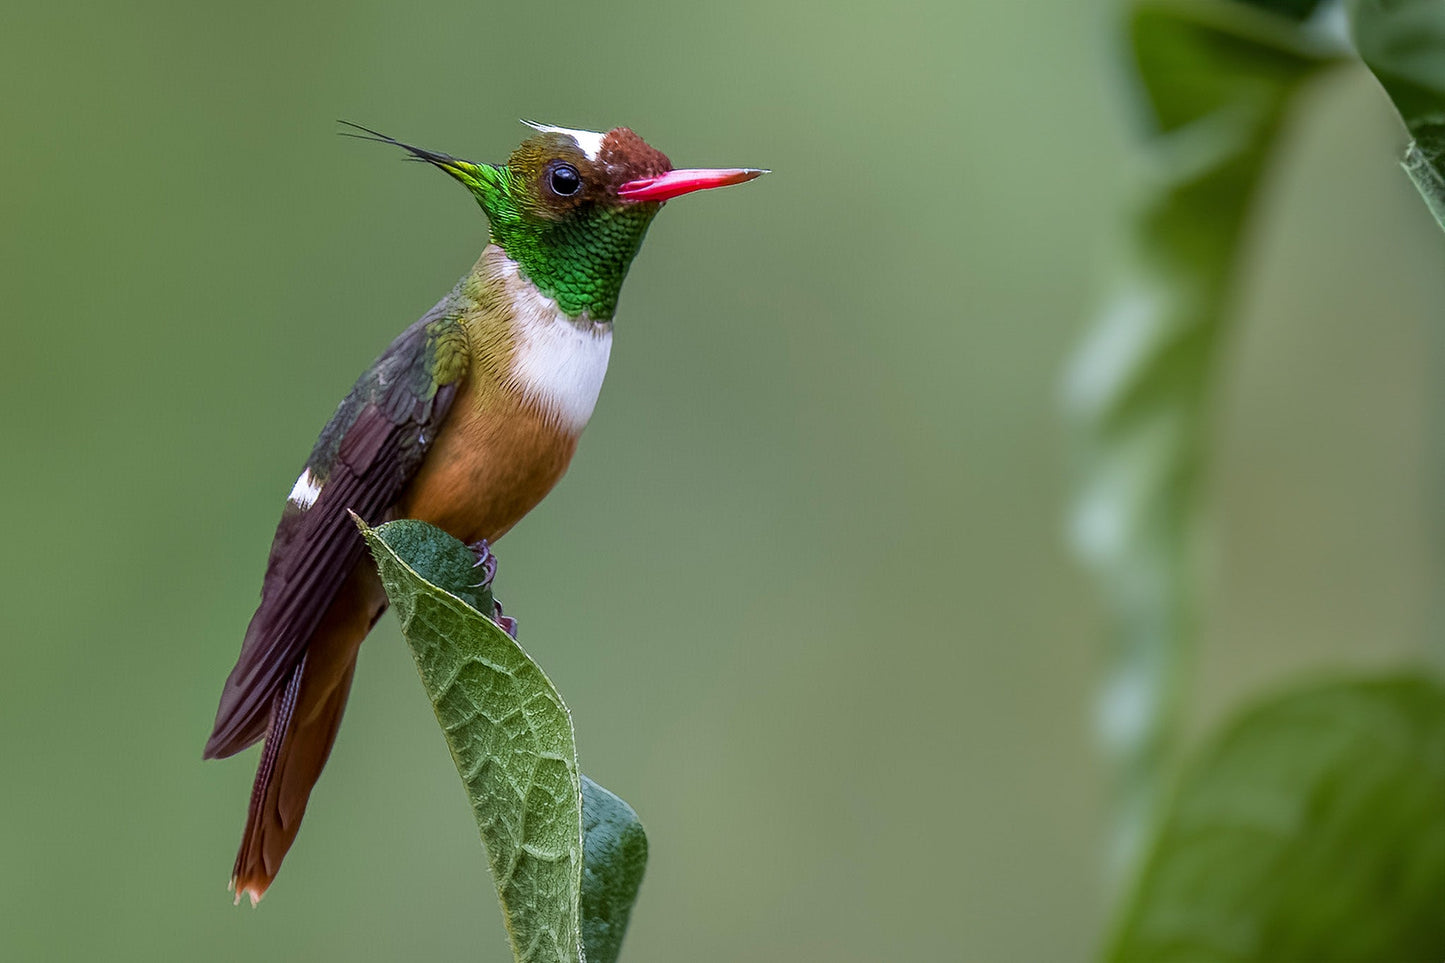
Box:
left=205, top=121, right=764, bottom=905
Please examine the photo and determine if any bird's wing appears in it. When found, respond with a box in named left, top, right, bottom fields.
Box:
left=204, top=304, right=469, bottom=758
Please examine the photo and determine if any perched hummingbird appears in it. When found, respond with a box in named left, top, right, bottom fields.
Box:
left=205, top=121, right=763, bottom=905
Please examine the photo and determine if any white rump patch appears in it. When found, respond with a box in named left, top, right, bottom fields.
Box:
left=522, top=121, right=606, bottom=162
left=497, top=260, right=612, bottom=433
left=287, top=467, right=323, bottom=510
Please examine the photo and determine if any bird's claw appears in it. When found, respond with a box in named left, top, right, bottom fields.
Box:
left=465, top=539, right=516, bottom=637
left=493, top=599, right=518, bottom=640
left=467, top=539, right=497, bottom=589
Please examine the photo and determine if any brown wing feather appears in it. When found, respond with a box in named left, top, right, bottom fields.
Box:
left=205, top=313, right=461, bottom=760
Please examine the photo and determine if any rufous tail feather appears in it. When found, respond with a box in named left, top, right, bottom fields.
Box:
left=228, top=564, right=385, bottom=904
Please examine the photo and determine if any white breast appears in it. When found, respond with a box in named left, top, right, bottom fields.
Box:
left=502, top=265, right=614, bottom=434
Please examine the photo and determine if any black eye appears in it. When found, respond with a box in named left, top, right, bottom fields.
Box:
left=549, top=163, right=581, bottom=196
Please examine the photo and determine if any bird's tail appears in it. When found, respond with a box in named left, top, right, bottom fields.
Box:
left=229, top=565, right=386, bottom=905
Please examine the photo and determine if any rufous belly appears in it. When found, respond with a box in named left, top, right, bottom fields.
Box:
left=395, top=385, right=579, bottom=545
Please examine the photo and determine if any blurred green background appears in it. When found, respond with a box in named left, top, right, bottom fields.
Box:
left=2, top=1, right=1442, bottom=960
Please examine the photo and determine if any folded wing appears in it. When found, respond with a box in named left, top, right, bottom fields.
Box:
left=205, top=307, right=465, bottom=758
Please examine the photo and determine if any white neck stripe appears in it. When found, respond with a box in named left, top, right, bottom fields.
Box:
left=488, top=254, right=613, bottom=433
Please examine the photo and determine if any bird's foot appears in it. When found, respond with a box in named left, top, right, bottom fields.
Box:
left=467, top=539, right=497, bottom=590
left=493, top=599, right=519, bottom=640
left=466, top=539, right=517, bottom=638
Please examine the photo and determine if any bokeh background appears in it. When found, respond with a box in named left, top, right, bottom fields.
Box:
left=2, top=1, right=1442, bottom=960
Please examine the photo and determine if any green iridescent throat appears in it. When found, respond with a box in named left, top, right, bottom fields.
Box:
left=494, top=202, right=659, bottom=320
left=467, top=166, right=662, bottom=321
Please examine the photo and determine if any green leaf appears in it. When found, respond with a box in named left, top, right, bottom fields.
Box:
left=362, top=519, right=583, bottom=961
left=1107, top=674, right=1445, bottom=963
left=357, top=511, right=497, bottom=617
left=1348, top=0, right=1445, bottom=230
left=1066, top=0, right=1342, bottom=877
left=579, top=777, right=648, bottom=963
left=360, top=519, right=647, bottom=962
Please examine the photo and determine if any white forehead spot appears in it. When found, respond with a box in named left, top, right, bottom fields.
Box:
left=288, top=467, right=323, bottom=510
left=522, top=121, right=606, bottom=162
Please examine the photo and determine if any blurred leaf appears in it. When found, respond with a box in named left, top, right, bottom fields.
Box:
left=580, top=777, right=648, bottom=963
left=361, top=519, right=647, bottom=962
left=1247, top=0, right=1329, bottom=19
left=1107, top=674, right=1445, bottom=962
left=1348, top=0, right=1445, bottom=229
left=1065, top=0, right=1342, bottom=877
